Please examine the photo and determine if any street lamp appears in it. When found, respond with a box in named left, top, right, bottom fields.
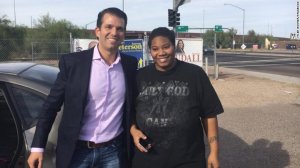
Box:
left=85, top=20, right=97, bottom=29
left=224, top=3, right=245, bottom=45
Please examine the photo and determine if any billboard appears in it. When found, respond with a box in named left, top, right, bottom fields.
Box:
left=175, top=38, right=203, bottom=67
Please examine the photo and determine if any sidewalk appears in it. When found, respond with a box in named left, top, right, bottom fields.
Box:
left=208, top=67, right=300, bottom=168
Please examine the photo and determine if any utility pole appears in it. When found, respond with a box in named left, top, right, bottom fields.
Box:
left=171, top=0, right=191, bottom=31
left=224, top=3, right=245, bottom=46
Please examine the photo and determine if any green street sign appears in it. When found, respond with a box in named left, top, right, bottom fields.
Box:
left=214, top=25, right=223, bottom=32
left=176, top=26, right=189, bottom=32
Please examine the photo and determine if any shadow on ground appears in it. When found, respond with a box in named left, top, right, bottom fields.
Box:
left=206, top=128, right=290, bottom=168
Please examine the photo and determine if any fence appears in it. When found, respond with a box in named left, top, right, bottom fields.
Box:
left=0, top=39, right=71, bottom=66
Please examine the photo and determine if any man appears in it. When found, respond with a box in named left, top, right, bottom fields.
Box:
left=27, top=7, right=137, bottom=168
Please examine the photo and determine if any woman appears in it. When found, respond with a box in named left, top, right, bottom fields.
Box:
left=175, top=39, right=185, bottom=53
left=130, top=27, right=224, bottom=168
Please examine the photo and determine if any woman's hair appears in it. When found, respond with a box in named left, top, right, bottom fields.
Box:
left=176, top=39, right=184, bottom=49
left=148, top=27, right=175, bottom=48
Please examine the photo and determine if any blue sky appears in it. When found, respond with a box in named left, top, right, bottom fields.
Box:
left=0, top=0, right=297, bottom=38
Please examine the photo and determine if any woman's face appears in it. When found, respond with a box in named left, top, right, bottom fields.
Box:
left=178, top=40, right=184, bottom=49
left=150, top=36, right=176, bottom=71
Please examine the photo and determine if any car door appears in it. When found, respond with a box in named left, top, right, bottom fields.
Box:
left=0, top=81, right=58, bottom=167
left=9, top=84, right=50, bottom=168
left=8, top=83, right=60, bottom=168
left=0, top=83, right=24, bottom=168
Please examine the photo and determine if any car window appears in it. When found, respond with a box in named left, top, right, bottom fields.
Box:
left=10, top=86, right=45, bottom=130
left=20, top=64, right=59, bottom=86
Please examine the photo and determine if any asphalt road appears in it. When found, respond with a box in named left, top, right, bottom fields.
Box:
left=206, top=53, right=300, bottom=78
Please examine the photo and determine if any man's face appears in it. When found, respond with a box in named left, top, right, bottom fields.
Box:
left=95, top=13, right=125, bottom=52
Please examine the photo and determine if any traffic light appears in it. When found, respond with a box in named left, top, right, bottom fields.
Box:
left=168, top=9, right=180, bottom=27
left=168, top=9, right=176, bottom=27
left=175, top=12, right=180, bottom=26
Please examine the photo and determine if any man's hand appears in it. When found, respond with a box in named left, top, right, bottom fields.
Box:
left=27, top=152, right=43, bottom=168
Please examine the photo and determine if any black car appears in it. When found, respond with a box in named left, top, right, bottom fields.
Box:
left=286, top=44, right=297, bottom=50
left=0, top=62, right=61, bottom=167
left=203, top=46, right=214, bottom=56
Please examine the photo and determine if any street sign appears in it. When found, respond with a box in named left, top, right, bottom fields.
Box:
left=176, top=26, right=189, bottom=32
left=241, top=44, right=246, bottom=50
left=214, top=25, right=223, bottom=32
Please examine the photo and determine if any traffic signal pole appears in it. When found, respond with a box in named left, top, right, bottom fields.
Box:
left=172, top=0, right=188, bottom=31
left=172, top=1, right=177, bottom=31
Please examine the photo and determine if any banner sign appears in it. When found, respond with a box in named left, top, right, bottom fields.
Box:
left=73, top=38, right=202, bottom=67
left=73, top=38, right=144, bottom=67
left=119, top=39, right=144, bottom=67
left=175, top=38, right=203, bottom=67
left=73, top=39, right=98, bottom=52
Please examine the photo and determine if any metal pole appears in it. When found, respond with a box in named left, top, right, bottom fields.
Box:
left=202, top=9, right=205, bottom=34
left=214, top=32, right=217, bottom=78
left=56, top=42, right=59, bottom=60
left=14, top=0, right=16, bottom=27
left=70, top=33, right=72, bottom=53
left=224, top=3, right=245, bottom=45
left=242, top=9, right=245, bottom=45
left=215, top=64, right=219, bottom=80
left=122, top=0, right=124, bottom=11
left=31, top=42, right=34, bottom=61
left=173, top=0, right=176, bottom=31
left=232, top=34, right=235, bottom=50
left=205, top=56, right=208, bottom=75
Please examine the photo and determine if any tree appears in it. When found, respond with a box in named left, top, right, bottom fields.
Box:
left=35, top=13, right=57, bottom=29
left=26, top=14, right=94, bottom=59
left=0, top=19, right=27, bottom=60
left=30, top=13, right=93, bottom=40
left=203, top=29, right=215, bottom=47
left=0, top=15, right=11, bottom=26
left=247, top=30, right=259, bottom=44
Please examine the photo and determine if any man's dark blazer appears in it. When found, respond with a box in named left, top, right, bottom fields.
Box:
left=31, top=48, right=137, bottom=168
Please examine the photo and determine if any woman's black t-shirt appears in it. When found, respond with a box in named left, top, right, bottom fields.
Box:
left=132, top=60, right=223, bottom=168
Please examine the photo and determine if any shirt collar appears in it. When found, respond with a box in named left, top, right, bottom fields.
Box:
left=93, top=46, right=121, bottom=64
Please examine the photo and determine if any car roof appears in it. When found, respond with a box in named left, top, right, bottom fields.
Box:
left=0, top=62, right=59, bottom=87
left=0, top=62, right=37, bottom=74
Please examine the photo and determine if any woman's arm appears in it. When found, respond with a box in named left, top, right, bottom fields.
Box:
left=130, top=124, right=151, bottom=152
left=201, top=116, right=220, bottom=168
